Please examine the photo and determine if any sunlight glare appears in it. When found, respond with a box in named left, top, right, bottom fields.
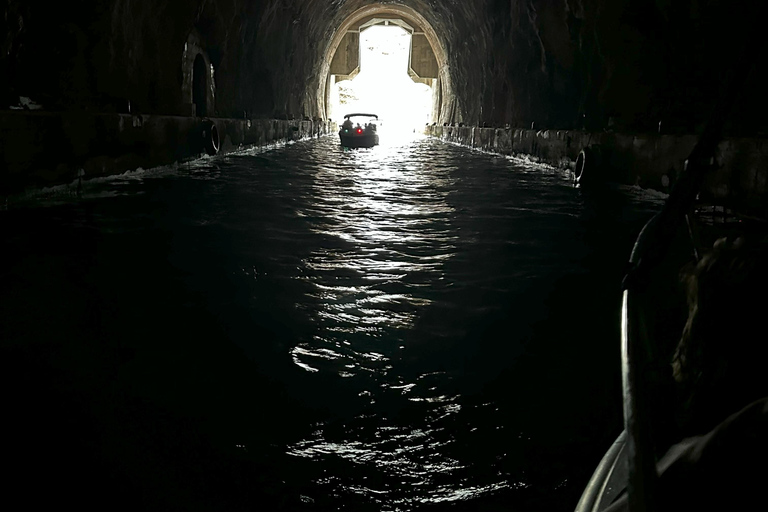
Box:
left=333, top=25, right=433, bottom=140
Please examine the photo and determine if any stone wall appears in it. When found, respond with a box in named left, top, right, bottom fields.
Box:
left=0, top=112, right=331, bottom=195
left=427, top=125, right=768, bottom=215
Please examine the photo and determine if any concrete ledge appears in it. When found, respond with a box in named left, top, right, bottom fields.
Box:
left=427, top=125, right=768, bottom=215
left=0, top=112, right=332, bottom=195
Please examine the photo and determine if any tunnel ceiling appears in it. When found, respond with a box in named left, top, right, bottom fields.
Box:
left=2, top=0, right=766, bottom=133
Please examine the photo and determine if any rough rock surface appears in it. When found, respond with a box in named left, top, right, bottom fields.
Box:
left=1, top=0, right=765, bottom=132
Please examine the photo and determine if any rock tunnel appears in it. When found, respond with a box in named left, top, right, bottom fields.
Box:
left=0, top=0, right=765, bottom=208
left=2, top=0, right=766, bottom=131
left=1, top=1, right=767, bottom=206
left=3, top=2, right=768, bottom=510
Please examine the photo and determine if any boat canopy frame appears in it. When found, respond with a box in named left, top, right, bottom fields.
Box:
left=343, top=113, right=379, bottom=120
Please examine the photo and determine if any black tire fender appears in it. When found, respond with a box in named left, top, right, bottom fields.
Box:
left=202, top=119, right=220, bottom=156
left=574, top=145, right=603, bottom=185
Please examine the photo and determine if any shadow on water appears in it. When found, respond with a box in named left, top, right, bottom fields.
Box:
left=0, top=136, right=664, bottom=511
left=1, top=204, right=314, bottom=511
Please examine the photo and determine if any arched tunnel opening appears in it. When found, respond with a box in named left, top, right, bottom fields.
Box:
left=318, top=4, right=454, bottom=128
left=328, top=21, right=435, bottom=136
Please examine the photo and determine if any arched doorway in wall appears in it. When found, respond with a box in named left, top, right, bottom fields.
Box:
left=318, top=4, right=456, bottom=129
left=193, top=53, right=207, bottom=117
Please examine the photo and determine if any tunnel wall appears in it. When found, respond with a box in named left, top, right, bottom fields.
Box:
left=0, top=112, right=331, bottom=195
left=3, top=1, right=766, bottom=132
left=426, top=125, right=768, bottom=216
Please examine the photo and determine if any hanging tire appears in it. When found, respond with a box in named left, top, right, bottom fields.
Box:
left=202, top=119, right=220, bottom=156
left=574, top=145, right=603, bottom=186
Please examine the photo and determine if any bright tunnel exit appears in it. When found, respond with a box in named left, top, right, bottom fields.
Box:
left=329, top=22, right=435, bottom=141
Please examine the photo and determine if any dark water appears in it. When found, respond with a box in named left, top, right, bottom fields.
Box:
left=0, top=135, right=665, bottom=511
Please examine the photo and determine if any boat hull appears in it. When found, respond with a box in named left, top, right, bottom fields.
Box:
left=339, top=132, right=379, bottom=148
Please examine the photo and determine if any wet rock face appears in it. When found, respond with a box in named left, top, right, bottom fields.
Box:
left=1, top=0, right=765, bottom=132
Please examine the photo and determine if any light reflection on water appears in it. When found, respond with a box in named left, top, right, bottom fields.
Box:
left=235, top=137, right=529, bottom=509
left=223, top=134, right=662, bottom=511
left=293, top=139, right=456, bottom=373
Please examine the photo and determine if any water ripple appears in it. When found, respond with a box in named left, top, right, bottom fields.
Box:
left=16, top=133, right=663, bottom=510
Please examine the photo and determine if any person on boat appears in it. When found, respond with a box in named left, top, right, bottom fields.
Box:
left=604, top=235, right=768, bottom=511
left=341, top=118, right=353, bottom=131
left=671, top=235, right=768, bottom=434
